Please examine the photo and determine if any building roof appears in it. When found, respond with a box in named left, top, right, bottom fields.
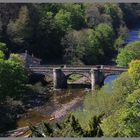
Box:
left=19, top=53, right=41, bottom=62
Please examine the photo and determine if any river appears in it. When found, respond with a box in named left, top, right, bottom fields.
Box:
left=4, top=76, right=118, bottom=137
left=124, top=27, right=140, bottom=44
left=4, top=88, right=88, bottom=137
left=16, top=88, right=86, bottom=128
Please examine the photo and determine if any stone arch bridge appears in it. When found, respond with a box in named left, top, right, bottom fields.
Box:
left=29, top=65, right=127, bottom=90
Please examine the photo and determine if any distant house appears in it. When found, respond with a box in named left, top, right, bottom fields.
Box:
left=19, top=50, right=41, bottom=66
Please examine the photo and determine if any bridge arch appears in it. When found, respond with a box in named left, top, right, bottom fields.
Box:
left=28, top=73, right=45, bottom=84
left=65, top=72, right=91, bottom=82
left=103, top=73, right=120, bottom=85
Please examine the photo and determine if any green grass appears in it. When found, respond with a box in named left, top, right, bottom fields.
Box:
left=67, top=74, right=82, bottom=83
left=73, top=84, right=119, bottom=130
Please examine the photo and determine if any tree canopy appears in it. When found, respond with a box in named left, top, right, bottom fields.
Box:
left=0, top=50, right=27, bottom=101
left=0, top=3, right=136, bottom=64
left=116, top=41, right=140, bottom=66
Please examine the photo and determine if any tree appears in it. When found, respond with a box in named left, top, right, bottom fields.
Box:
left=42, top=122, right=53, bottom=137
left=103, top=3, right=124, bottom=31
left=85, top=3, right=125, bottom=34
left=0, top=55, right=27, bottom=101
left=0, top=42, right=7, bottom=59
left=7, top=6, right=31, bottom=45
left=54, top=9, right=72, bottom=32
left=0, top=19, right=2, bottom=38
left=94, top=23, right=115, bottom=63
left=101, top=89, right=140, bottom=137
left=62, top=23, right=116, bottom=65
left=62, top=28, right=101, bottom=65
left=85, top=115, right=103, bottom=137
left=62, top=29, right=86, bottom=64
left=32, top=4, right=64, bottom=61
left=29, top=124, right=43, bottom=137
left=82, top=29, right=100, bottom=64
left=98, top=60, right=140, bottom=137
left=62, top=4, right=86, bottom=30
left=116, top=41, right=140, bottom=66
left=95, top=23, right=115, bottom=49
left=30, top=113, right=104, bottom=137
left=128, top=60, right=140, bottom=85
left=54, top=4, right=85, bottom=32
left=0, top=51, right=4, bottom=59
left=0, top=42, right=6, bottom=52
left=85, top=4, right=102, bottom=28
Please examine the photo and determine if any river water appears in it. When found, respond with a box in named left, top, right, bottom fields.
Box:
left=6, top=28, right=139, bottom=136
left=16, top=88, right=86, bottom=128
left=124, top=28, right=140, bottom=44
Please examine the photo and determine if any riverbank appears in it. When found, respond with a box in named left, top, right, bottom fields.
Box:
left=0, top=89, right=51, bottom=135
left=3, top=94, right=85, bottom=137
left=0, top=75, right=90, bottom=137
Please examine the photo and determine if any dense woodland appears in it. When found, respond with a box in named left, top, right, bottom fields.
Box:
left=0, top=3, right=140, bottom=64
left=0, top=3, right=140, bottom=137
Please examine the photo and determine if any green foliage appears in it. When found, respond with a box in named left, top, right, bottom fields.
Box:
left=0, top=58, right=27, bottom=101
left=30, top=113, right=103, bottom=137
left=0, top=42, right=6, bottom=52
left=116, top=41, right=140, bottom=66
left=73, top=62, right=140, bottom=137
left=103, top=3, right=124, bottom=30
left=62, top=23, right=115, bottom=65
left=68, top=74, right=82, bottom=83
left=29, top=124, right=43, bottom=137
left=0, top=3, right=139, bottom=137
left=74, top=71, right=137, bottom=131
left=42, top=122, right=53, bottom=137
left=101, top=89, right=140, bottom=137
left=62, top=29, right=87, bottom=64
left=85, top=3, right=124, bottom=34
left=63, top=4, right=85, bottom=30
left=82, top=29, right=99, bottom=64
left=55, top=4, right=85, bottom=32
left=85, top=114, right=103, bottom=137
left=7, top=6, right=31, bottom=45
left=9, top=53, right=25, bottom=65
left=128, top=60, right=140, bottom=85
left=72, top=62, right=140, bottom=137
left=0, top=3, right=129, bottom=64
left=54, top=113, right=84, bottom=137
left=54, top=9, right=72, bottom=32
left=0, top=19, right=2, bottom=37
left=114, top=35, right=124, bottom=49
left=0, top=50, right=4, bottom=59
left=94, top=23, right=115, bottom=61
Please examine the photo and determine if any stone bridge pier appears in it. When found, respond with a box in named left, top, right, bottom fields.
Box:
left=90, top=68, right=104, bottom=90
left=53, top=68, right=67, bottom=89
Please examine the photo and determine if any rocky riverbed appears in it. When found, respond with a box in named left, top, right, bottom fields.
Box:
left=0, top=77, right=90, bottom=137
left=4, top=95, right=85, bottom=137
